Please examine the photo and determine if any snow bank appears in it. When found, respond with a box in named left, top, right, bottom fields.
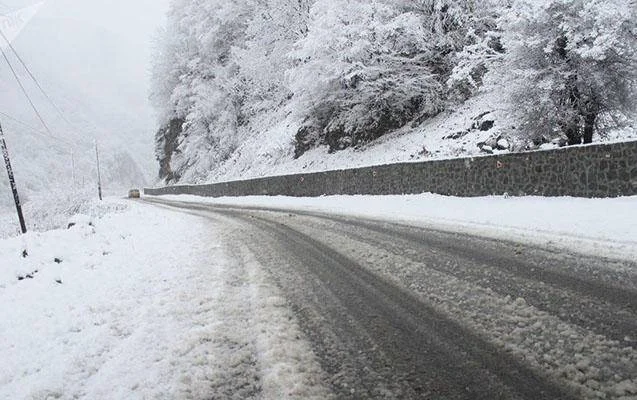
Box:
left=0, top=198, right=329, bottom=399
left=0, top=189, right=128, bottom=239
left=157, top=193, right=637, bottom=262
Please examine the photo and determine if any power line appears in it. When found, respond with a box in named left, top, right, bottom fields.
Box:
left=1, top=126, right=70, bottom=155
left=0, top=112, right=97, bottom=195
left=0, top=45, right=54, bottom=136
left=0, top=111, right=82, bottom=152
left=0, top=29, right=76, bottom=129
left=0, top=18, right=106, bottom=148
left=0, top=110, right=48, bottom=135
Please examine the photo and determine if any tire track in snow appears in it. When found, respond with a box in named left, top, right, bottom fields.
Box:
left=295, top=214, right=637, bottom=345
left=220, top=210, right=578, bottom=400
left=143, top=198, right=636, bottom=399
left=268, top=212, right=636, bottom=399
left=142, top=202, right=333, bottom=399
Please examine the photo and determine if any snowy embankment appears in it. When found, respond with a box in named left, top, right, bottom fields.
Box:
left=0, top=199, right=329, bottom=399
left=158, top=194, right=637, bottom=262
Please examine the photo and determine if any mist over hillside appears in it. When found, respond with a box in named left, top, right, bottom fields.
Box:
left=0, top=19, right=149, bottom=206
left=0, top=0, right=168, bottom=233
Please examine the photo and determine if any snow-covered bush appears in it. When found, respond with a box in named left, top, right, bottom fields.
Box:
left=234, top=0, right=314, bottom=119
left=0, top=187, right=127, bottom=239
left=446, top=2, right=508, bottom=100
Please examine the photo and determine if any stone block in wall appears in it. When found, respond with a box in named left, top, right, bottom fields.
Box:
left=368, top=164, right=405, bottom=195
left=334, top=168, right=364, bottom=195
left=292, top=172, right=328, bottom=197
left=401, top=162, right=433, bottom=195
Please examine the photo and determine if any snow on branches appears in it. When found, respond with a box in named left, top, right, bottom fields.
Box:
left=502, top=0, right=637, bottom=145
left=150, top=0, right=635, bottom=183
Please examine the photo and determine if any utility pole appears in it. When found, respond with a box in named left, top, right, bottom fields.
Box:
left=0, top=120, right=27, bottom=234
left=94, top=140, right=102, bottom=201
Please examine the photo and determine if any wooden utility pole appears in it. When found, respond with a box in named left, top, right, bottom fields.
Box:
left=94, top=140, right=102, bottom=201
left=0, top=120, right=27, bottom=234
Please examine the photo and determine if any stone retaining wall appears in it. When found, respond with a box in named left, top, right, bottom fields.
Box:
left=145, top=140, right=637, bottom=198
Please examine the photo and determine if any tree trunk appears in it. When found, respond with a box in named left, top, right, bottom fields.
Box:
left=562, top=117, right=581, bottom=145
left=566, top=126, right=582, bottom=145
left=563, top=71, right=582, bottom=146
left=583, top=112, right=596, bottom=144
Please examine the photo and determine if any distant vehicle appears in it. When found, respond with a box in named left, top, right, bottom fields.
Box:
left=128, top=189, right=141, bottom=198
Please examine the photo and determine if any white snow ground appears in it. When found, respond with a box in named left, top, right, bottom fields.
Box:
left=158, top=193, right=637, bottom=263
left=0, top=199, right=330, bottom=399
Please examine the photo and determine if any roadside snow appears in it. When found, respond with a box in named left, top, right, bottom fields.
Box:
left=0, top=199, right=329, bottom=399
left=0, top=190, right=129, bottom=239
left=156, top=194, right=637, bottom=262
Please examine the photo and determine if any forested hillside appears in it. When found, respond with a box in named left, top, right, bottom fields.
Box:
left=151, top=0, right=637, bottom=184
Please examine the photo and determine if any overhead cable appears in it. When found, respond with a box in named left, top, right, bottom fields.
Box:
left=0, top=45, right=54, bottom=136
left=0, top=111, right=77, bottom=152
left=0, top=29, right=76, bottom=129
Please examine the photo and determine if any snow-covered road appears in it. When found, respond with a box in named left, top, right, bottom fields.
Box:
left=1, top=195, right=636, bottom=399
left=145, top=197, right=636, bottom=400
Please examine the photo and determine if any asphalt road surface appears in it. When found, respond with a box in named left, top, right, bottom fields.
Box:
left=143, top=197, right=637, bottom=400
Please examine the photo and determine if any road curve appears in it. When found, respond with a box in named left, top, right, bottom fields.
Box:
left=142, top=197, right=637, bottom=400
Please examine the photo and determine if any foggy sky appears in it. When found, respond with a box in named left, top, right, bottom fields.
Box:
left=22, top=0, right=170, bottom=102
left=0, top=0, right=171, bottom=180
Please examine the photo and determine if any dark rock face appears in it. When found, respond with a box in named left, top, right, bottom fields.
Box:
left=147, top=141, right=637, bottom=199
left=294, top=101, right=430, bottom=158
left=294, top=125, right=322, bottom=159
left=156, top=118, right=185, bottom=183
left=479, top=120, right=495, bottom=131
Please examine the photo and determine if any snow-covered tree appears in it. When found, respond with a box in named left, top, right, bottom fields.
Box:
left=289, top=0, right=445, bottom=156
left=442, top=0, right=510, bottom=99
left=149, top=0, right=636, bottom=184
left=503, top=0, right=637, bottom=145
left=150, top=0, right=250, bottom=182
left=234, top=0, right=314, bottom=119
